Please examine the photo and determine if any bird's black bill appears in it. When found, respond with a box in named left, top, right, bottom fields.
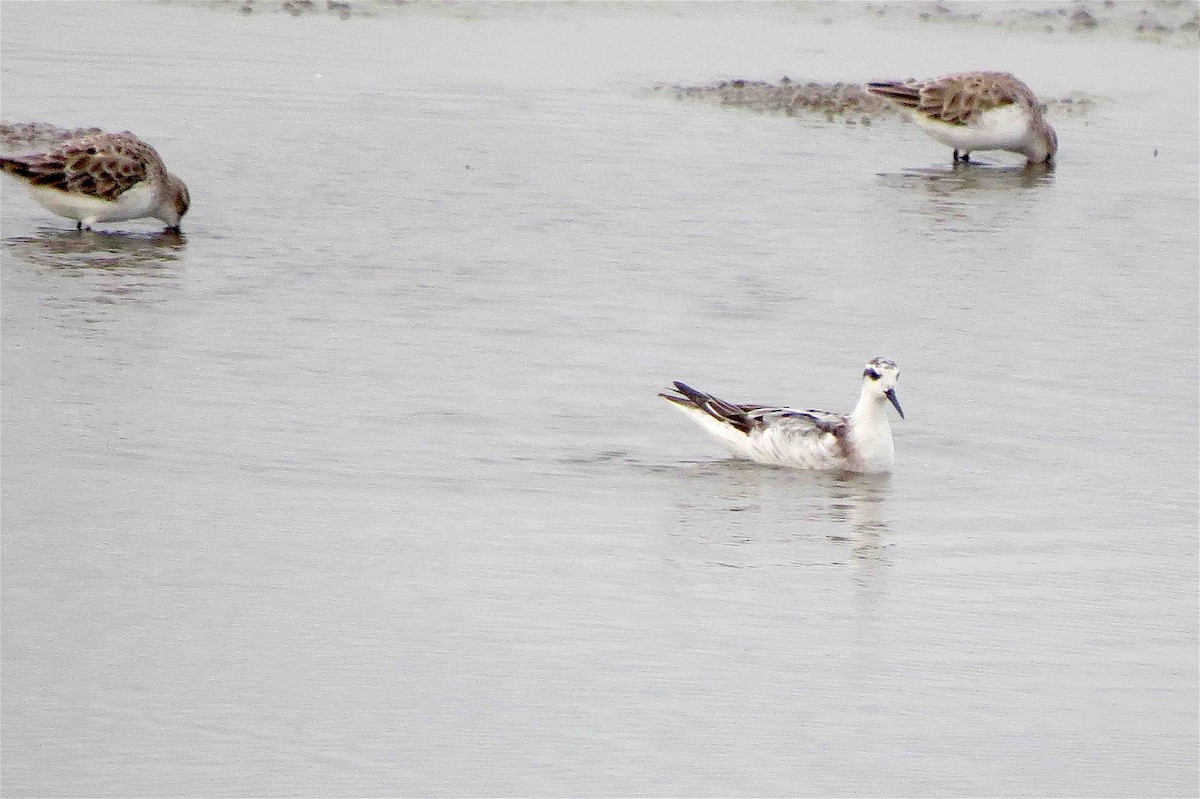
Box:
left=886, top=388, right=904, bottom=419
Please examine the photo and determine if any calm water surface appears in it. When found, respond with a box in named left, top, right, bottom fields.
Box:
left=2, top=3, right=1197, bottom=796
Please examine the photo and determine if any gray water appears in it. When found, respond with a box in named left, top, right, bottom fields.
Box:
left=2, top=2, right=1197, bottom=796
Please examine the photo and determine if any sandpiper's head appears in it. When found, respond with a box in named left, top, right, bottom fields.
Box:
left=1027, top=117, right=1057, bottom=164
left=157, top=174, right=190, bottom=231
left=862, top=357, right=904, bottom=419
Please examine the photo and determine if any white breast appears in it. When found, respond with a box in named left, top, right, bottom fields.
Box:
left=914, top=103, right=1033, bottom=153
left=27, top=180, right=158, bottom=223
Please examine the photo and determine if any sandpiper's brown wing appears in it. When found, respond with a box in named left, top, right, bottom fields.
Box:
left=866, top=71, right=1037, bottom=126
left=0, top=131, right=159, bottom=201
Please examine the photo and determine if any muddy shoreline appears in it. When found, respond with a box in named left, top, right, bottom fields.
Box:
left=650, top=77, right=1101, bottom=123
left=193, top=0, right=1200, bottom=48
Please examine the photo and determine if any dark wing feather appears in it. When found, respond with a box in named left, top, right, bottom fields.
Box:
left=867, top=72, right=1030, bottom=126
left=660, top=382, right=757, bottom=434
left=743, top=407, right=847, bottom=436
left=0, top=132, right=153, bottom=200
left=660, top=383, right=848, bottom=438
left=865, top=81, right=922, bottom=110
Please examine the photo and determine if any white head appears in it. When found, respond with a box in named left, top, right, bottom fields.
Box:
left=862, top=357, right=904, bottom=419
left=155, top=173, right=190, bottom=231
left=1026, top=117, right=1057, bottom=164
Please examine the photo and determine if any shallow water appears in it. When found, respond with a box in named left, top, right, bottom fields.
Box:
left=2, top=2, right=1197, bottom=796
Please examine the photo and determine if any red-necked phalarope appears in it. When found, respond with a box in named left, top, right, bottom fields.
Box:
left=660, top=358, right=904, bottom=473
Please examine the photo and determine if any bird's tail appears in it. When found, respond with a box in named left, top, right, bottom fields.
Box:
left=659, top=381, right=753, bottom=434
left=0, top=156, right=38, bottom=180
left=864, top=81, right=921, bottom=109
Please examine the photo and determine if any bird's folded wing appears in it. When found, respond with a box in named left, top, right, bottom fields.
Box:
left=742, top=406, right=847, bottom=436
left=21, top=134, right=152, bottom=200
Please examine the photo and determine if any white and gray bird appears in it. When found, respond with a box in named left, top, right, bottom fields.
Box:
left=865, top=71, right=1057, bottom=164
left=660, top=358, right=905, bottom=473
left=0, top=130, right=190, bottom=231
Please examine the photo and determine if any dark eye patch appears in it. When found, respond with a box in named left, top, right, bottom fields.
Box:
left=864, top=368, right=881, bottom=380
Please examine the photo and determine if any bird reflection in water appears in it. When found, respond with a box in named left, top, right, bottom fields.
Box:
left=4, top=226, right=186, bottom=302
left=880, top=160, right=1055, bottom=196
left=6, top=226, right=186, bottom=268
left=876, top=161, right=1055, bottom=231
left=667, top=461, right=893, bottom=565
left=823, top=472, right=890, bottom=562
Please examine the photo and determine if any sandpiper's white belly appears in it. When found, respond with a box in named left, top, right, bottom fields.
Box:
left=913, top=103, right=1032, bottom=153
left=26, top=180, right=157, bottom=223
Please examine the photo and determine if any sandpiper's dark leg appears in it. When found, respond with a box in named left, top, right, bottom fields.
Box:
left=962, top=151, right=971, bottom=163
left=76, top=221, right=82, bottom=230
left=953, top=149, right=960, bottom=162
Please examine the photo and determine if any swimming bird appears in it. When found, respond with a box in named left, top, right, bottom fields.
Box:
left=0, top=130, right=190, bottom=231
left=659, top=358, right=904, bottom=473
left=865, top=71, right=1056, bottom=164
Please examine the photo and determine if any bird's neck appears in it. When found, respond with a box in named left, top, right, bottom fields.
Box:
left=849, top=384, right=895, bottom=469
left=851, top=384, right=889, bottom=429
